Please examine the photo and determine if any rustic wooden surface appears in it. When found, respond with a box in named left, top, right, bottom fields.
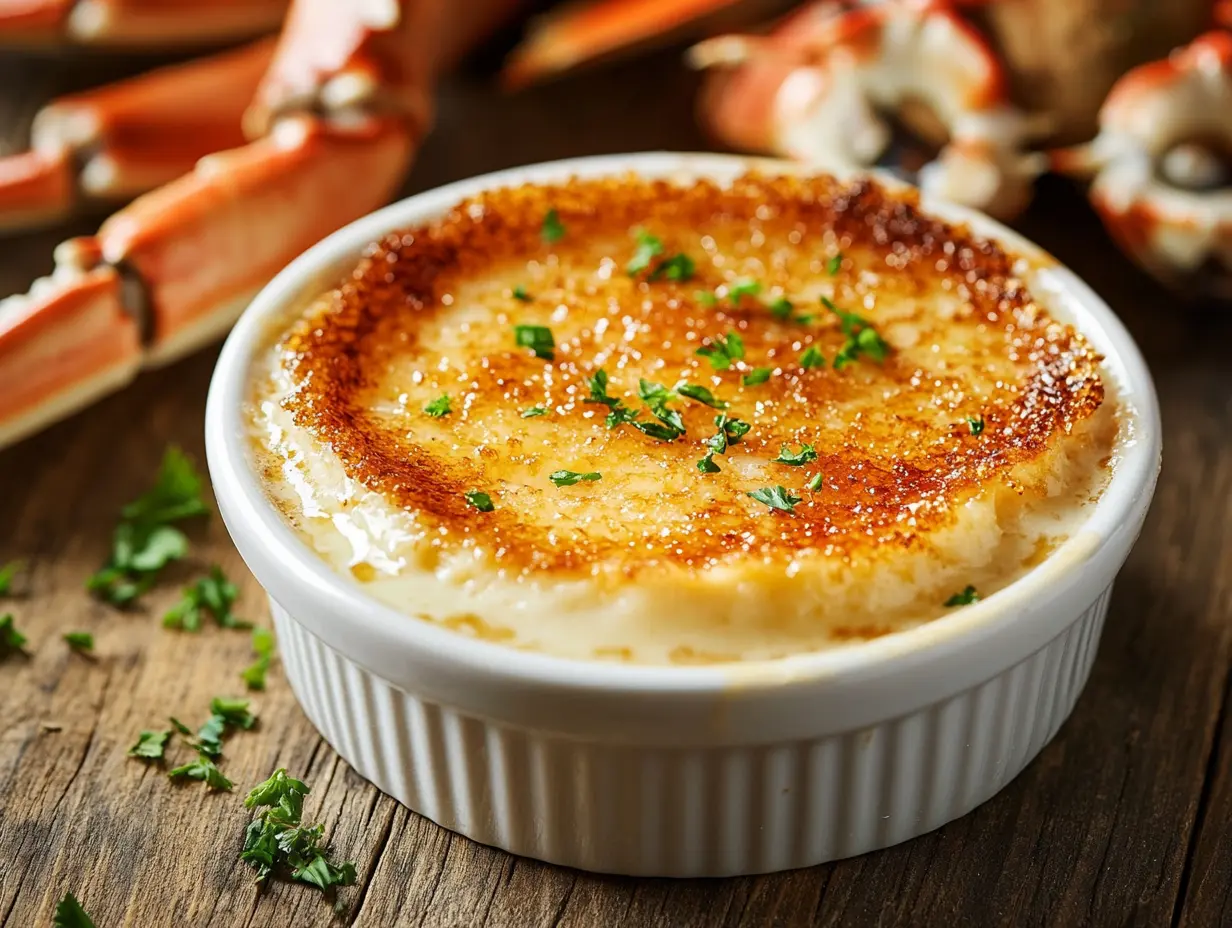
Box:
left=1, top=39, right=1231, bottom=928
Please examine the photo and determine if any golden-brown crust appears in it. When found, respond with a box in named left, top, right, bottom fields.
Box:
left=275, top=172, right=1104, bottom=577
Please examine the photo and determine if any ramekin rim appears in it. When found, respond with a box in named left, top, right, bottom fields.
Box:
left=205, top=150, right=1162, bottom=696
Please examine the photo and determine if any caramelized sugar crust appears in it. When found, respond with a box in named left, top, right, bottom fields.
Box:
left=277, top=173, right=1104, bottom=576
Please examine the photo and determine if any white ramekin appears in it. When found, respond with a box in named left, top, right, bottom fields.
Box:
left=205, top=152, right=1162, bottom=877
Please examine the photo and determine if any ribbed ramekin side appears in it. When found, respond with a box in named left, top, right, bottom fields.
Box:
left=271, top=586, right=1111, bottom=877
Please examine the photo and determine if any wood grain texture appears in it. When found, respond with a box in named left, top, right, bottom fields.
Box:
left=1, top=40, right=1231, bottom=928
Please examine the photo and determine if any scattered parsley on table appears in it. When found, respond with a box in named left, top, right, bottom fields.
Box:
left=86, top=447, right=208, bottom=607
left=241, top=627, right=277, bottom=691
left=241, top=769, right=357, bottom=897
left=63, top=632, right=94, bottom=653
left=0, top=613, right=26, bottom=657
left=163, top=566, right=249, bottom=632
left=53, top=892, right=95, bottom=928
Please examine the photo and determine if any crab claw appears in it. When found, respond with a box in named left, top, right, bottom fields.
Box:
left=690, top=0, right=1045, bottom=219
left=1053, top=32, right=1232, bottom=298
left=0, top=114, right=412, bottom=448
left=0, top=38, right=273, bottom=233
left=0, top=0, right=288, bottom=46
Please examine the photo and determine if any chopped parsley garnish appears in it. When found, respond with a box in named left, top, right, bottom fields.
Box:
left=675, top=383, right=726, bottom=409
left=158, top=695, right=255, bottom=790
left=163, top=566, right=249, bottom=632
left=715, top=413, right=751, bottom=444
left=643, top=400, right=685, bottom=437
left=807, top=472, right=824, bottom=491
left=945, top=585, right=980, bottom=607
left=742, top=367, right=772, bottom=386
left=87, top=447, right=207, bottom=606
left=194, top=716, right=229, bottom=757
left=632, top=420, right=684, bottom=442
left=514, top=324, right=555, bottom=360
left=512, top=285, right=532, bottom=302
left=967, top=415, right=985, bottom=436
left=1, top=613, right=26, bottom=656
left=211, top=696, right=258, bottom=731
left=698, top=414, right=751, bottom=473
left=128, top=729, right=171, bottom=760
left=53, top=892, right=95, bottom=928
left=637, top=379, right=672, bottom=406
left=521, top=406, right=549, bottom=418
left=168, top=753, right=233, bottom=791
left=626, top=229, right=664, bottom=275
left=695, top=331, right=745, bottom=370
left=630, top=379, right=685, bottom=441
left=773, top=443, right=818, bottom=466
left=242, top=769, right=357, bottom=895
left=605, top=405, right=641, bottom=429
left=799, top=345, right=825, bottom=369
left=827, top=253, right=843, bottom=276
left=187, top=697, right=257, bottom=761
left=748, top=485, right=803, bottom=514
left=120, top=445, right=210, bottom=525
left=728, top=278, right=762, bottom=304
left=767, top=296, right=794, bottom=320
left=541, top=208, right=565, bottom=244
left=651, top=253, right=695, bottom=282
left=63, top=631, right=93, bottom=653
left=423, top=393, right=452, bottom=417
left=587, top=369, right=621, bottom=407
left=695, top=289, right=718, bottom=307
left=767, top=294, right=813, bottom=324
left=587, top=374, right=685, bottom=441
left=242, top=627, right=276, bottom=691
left=626, top=230, right=694, bottom=281
left=0, top=560, right=21, bottom=595
left=824, top=296, right=890, bottom=369
left=550, top=470, right=602, bottom=487
left=464, top=490, right=494, bottom=512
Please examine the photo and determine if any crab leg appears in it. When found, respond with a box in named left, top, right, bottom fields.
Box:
left=0, top=0, right=528, bottom=450
left=0, top=38, right=274, bottom=232
left=0, top=261, right=138, bottom=448
left=501, top=0, right=793, bottom=89
left=110, top=115, right=415, bottom=366
left=0, top=114, right=412, bottom=448
left=0, top=0, right=287, bottom=46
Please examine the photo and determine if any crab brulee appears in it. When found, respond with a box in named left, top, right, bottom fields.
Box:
left=247, top=172, right=1117, bottom=665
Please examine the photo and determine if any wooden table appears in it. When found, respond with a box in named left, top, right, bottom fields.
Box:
left=2, top=43, right=1231, bottom=928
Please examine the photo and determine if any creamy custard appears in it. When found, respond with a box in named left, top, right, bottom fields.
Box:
left=247, top=172, right=1118, bottom=665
